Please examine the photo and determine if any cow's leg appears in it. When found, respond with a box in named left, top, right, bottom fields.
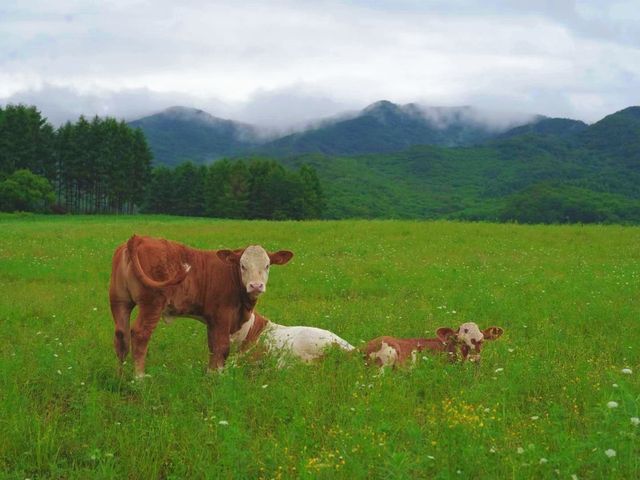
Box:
left=110, top=299, right=134, bottom=368
left=131, top=301, right=164, bottom=379
left=207, top=320, right=231, bottom=373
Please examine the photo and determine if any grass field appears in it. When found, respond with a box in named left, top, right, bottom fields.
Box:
left=1, top=214, right=639, bottom=479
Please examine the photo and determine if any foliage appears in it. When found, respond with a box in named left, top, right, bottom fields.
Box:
left=0, top=104, right=56, bottom=180
left=143, top=159, right=325, bottom=219
left=0, top=104, right=153, bottom=214
left=0, top=216, right=639, bottom=478
left=276, top=120, right=640, bottom=223
left=0, top=169, right=55, bottom=212
left=500, top=182, right=640, bottom=224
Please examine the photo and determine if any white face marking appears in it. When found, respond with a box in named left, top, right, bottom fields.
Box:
left=369, top=341, right=398, bottom=367
left=239, top=246, right=271, bottom=296
left=457, top=322, right=484, bottom=348
left=457, top=322, right=484, bottom=361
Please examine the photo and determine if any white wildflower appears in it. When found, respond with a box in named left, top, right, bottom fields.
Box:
left=531, top=415, right=539, bottom=421
left=427, top=455, right=435, bottom=460
left=604, top=449, right=616, bottom=458
left=218, top=420, right=229, bottom=426
left=571, top=475, right=578, bottom=480
left=508, top=348, right=514, bottom=353
left=631, top=417, right=640, bottom=426
left=607, top=401, right=619, bottom=409
left=261, top=384, right=268, bottom=389
left=517, top=447, right=524, bottom=454
left=621, top=368, right=632, bottom=374
left=539, top=458, right=548, bottom=464
left=612, top=383, right=619, bottom=388
left=494, top=368, right=504, bottom=373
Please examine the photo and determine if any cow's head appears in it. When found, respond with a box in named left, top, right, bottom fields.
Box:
left=436, top=322, right=503, bottom=363
left=217, top=245, right=293, bottom=299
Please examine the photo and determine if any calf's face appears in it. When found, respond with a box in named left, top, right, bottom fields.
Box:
left=217, top=245, right=293, bottom=298
left=437, top=322, right=503, bottom=362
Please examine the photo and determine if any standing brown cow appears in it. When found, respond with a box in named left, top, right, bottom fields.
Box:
left=108, top=234, right=293, bottom=377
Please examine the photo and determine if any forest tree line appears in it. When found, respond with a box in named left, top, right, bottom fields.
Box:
left=144, top=159, right=324, bottom=219
left=0, top=104, right=325, bottom=219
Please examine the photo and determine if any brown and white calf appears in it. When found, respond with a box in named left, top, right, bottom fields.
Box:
left=231, top=312, right=354, bottom=364
left=109, top=235, right=293, bottom=377
left=363, top=322, right=504, bottom=368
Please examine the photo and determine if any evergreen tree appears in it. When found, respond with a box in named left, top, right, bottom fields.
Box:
left=143, top=166, right=176, bottom=214
left=299, top=163, right=325, bottom=218
left=173, top=161, right=206, bottom=216
left=204, top=159, right=231, bottom=217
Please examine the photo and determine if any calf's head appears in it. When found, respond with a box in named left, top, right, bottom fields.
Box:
left=217, top=245, right=293, bottom=299
left=436, top=322, right=503, bottom=363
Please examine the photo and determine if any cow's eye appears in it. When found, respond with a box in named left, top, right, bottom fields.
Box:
left=266, top=264, right=270, bottom=270
left=240, top=264, right=246, bottom=271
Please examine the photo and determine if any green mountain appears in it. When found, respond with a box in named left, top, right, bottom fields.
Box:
left=131, top=103, right=640, bottom=223
left=131, top=101, right=541, bottom=164
left=498, top=117, right=588, bottom=140
left=256, top=101, right=511, bottom=156
left=128, top=106, right=260, bottom=166
left=270, top=107, right=640, bottom=222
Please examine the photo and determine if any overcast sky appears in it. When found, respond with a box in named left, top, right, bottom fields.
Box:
left=1, top=0, right=639, bottom=129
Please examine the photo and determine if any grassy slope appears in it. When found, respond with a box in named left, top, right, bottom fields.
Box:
left=1, top=215, right=639, bottom=479
left=275, top=132, right=640, bottom=221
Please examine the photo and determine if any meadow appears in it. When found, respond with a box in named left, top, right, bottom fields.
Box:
left=0, top=214, right=639, bottom=479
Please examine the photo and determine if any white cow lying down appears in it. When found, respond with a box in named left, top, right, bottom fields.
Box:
left=230, top=312, right=354, bottom=363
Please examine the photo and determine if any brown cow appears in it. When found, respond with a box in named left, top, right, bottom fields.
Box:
left=363, top=322, right=504, bottom=367
left=108, top=234, right=293, bottom=377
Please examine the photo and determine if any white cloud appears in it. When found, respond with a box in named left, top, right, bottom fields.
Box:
left=1, top=0, right=639, bottom=126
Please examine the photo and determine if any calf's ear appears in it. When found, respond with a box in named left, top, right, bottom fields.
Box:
left=436, top=327, right=457, bottom=342
left=217, top=249, right=241, bottom=264
left=269, top=250, right=294, bottom=265
left=482, top=326, right=504, bottom=340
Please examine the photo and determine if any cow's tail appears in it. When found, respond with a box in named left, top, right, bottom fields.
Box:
left=127, top=235, right=191, bottom=289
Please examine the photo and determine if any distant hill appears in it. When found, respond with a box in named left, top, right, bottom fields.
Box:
left=271, top=106, right=640, bottom=221
left=131, top=101, right=541, bottom=164
left=498, top=116, right=588, bottom=140
left=128, top=106, right=260, bottom=166
left=580, top=106, right=640, bottom=155
left=256, top=101, right=515, bottom=156
left=132, top=103, right=640, bottom=223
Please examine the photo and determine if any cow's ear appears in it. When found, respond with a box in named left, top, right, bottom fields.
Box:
left=269, top=250, right=294, bottom=265
left=482, top=326, right=504, bottom=341
left=217, top=249, right=241, bottom=264
left=436, top=327, right=457, bottom=342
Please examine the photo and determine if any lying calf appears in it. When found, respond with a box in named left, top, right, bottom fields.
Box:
left=231, top=312, right=355, bottom=363
left=363, top=322, right=504, bottom=368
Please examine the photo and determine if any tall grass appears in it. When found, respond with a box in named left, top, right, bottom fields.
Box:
left=0, top=214, right=638, bottom=478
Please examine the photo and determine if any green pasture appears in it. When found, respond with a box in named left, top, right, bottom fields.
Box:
left=0, top=214, right=639, bottom=479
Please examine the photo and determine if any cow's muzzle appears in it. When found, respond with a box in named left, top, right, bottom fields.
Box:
left=247, top=282, right=265, bottom=294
